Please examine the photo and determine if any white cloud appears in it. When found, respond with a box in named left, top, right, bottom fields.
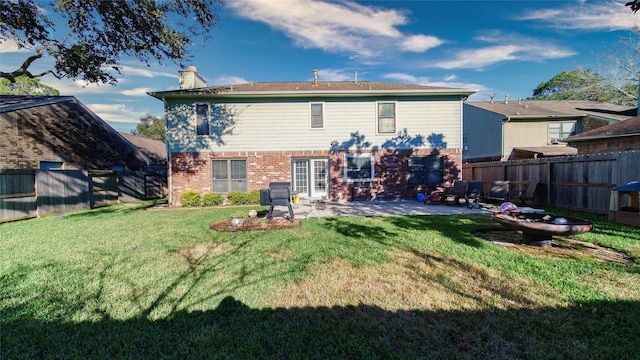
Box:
left=430, top=32, right=576, bottom=70
left=212, top=75, right=249, bottom=85
left=519, top=1, right=640, bottom=31
left=121, top=87, right=153, bottom=96
left=228, top=0, right=443, bottom=59
left=316, top=68, right=355, bottom=82
left=382, top=72, right=483, bottom=93
left=0, top=39, right=32, bottom=53
left=120, top=65, right=177, bottom=79
left=87, top=103, right=145, bottom=123
left=401, top=35, right=444, bottom=52
left=41, top=78, right=116, bottom=95
left=442, top=74, right=457, bottom=82
left=383, top=73, right=428, bottom=83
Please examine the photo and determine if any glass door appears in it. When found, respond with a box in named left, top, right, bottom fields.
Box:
left=292, top=159, right=328, bottom=198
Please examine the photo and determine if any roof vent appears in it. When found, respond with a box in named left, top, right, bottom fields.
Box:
left=313, top=69, right=318, bottom=86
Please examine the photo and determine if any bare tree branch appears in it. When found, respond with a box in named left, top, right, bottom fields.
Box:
left=0, top=45, right=60, bottom=82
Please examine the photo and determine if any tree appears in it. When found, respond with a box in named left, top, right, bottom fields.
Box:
left=531, top=69, right=621, bottom=103
left=132, top=114, right=165, bottom=142
left=627, top=1, right=640, bottom=13
left=596, top=35, right=640, bottom=108
left=0, top=0, right=221, bottom=84
left=0, top=75, right=59, bottom=95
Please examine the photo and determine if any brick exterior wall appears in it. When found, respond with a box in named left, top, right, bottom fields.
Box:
left=580, top=117, right=610, bottom=133
left=1, top=112, right=70, bottom=169
left=170, top=149, right=462, bottom=205
left=576, top=136, right=640, bottom=154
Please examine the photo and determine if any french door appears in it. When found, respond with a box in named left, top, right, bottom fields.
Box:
left=292, top=159, right=328, bottom=198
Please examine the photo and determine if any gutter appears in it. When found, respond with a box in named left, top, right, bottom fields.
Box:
left=566, top=132, right=640, bottom=142
left=148, top=89, right=479, bottom=100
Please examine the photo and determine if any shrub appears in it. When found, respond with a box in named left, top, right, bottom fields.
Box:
left=248, top=189, right=261, bottom=204
left=202, top=192, right=223, bottom=206
left=180, top=190, right=201, bottom=207
left=227, top=190, right=261, bottom=205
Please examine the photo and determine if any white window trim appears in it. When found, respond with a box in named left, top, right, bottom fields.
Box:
left=344, top=153, right=374, bottom=182
left=376, top=101, right=397, bottom=134
left=310, top=102, right=324, bottom=129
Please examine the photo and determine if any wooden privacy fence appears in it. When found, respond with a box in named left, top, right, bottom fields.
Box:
left=462, top=150, right=640, bottom=213
left=1, top=169, right=165, bottom=223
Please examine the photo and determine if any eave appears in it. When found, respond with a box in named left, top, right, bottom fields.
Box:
left=148, top=88, right=478, bottom=101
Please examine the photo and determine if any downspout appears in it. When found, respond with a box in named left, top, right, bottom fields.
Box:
left=163, top=96, right=173, bottom=207
left=502, top=116, right=511, bottom=161
left=460, top=96, right=465, bottom=177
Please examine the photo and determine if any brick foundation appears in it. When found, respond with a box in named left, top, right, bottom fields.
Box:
left=170, top=149, right=462, bottom=205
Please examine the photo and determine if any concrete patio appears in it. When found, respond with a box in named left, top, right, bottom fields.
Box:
left=268, top=199, right=486, bottom=220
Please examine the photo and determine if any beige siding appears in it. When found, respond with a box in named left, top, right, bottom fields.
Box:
left=398, top=100, right=462, bottom=148
left=503, top=121, right=550, bottom=152
left=167, top=98, right=463, bottom=152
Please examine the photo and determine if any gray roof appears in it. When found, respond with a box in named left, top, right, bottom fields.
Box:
left=119, top=132, right=167, bottom=165
left=149, top=81, right=478, bottom=99
left=565, top=116, right=640, bottom=142
left=466, top=100, right=636, bottom=122
left=513, top=146, right=578, bottom=157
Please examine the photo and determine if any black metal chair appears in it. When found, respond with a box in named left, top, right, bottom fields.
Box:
left=445, top=180, right=468, bottom=205
left=486, top=181, right=510, bottom=203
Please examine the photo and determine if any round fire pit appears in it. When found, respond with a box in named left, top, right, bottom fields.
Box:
left=492, top=212, right=594, bottom=247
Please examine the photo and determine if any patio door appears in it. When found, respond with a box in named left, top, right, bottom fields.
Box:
left=292, top=159, right=328, bottom=198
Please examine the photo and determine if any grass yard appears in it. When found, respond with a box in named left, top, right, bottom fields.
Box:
left=1, top=200, right=639, bottom=359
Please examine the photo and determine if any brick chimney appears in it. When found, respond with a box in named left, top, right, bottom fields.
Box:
left=179, top=66, right=206, bottom=89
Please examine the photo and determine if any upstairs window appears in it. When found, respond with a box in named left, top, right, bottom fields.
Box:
left=377, top=102, right=396, bottom=134
left=345, top=154, right=374, bottom=182
left=548, top=121, right=575, bottom=144
left=310, top=103, right=324, bottom=128
left=196, top=104, right=209, bottom=136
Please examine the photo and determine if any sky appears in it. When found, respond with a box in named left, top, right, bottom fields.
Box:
left=1, top=0, right=640, bottom=134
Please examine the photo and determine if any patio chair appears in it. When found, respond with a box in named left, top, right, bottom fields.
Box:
left=485, top=181, right=510, bottom=203
left=444, top=180, right=467, bottom=205
left=465, top=180, right=484, bottom=207
left=519, top=181, right=539, bottom=204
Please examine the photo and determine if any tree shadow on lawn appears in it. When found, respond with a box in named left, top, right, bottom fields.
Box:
left=2, top=296, right=639, bottom=359
left=62, top=199, right=167, bottom=219
left=320, top=214, right=492, bottom=250
left=383, top=214, right=489, bottom=248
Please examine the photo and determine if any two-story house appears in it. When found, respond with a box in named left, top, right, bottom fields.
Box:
left=463, top=99, right=635, bottom=163
left=149, top=67, right=477, bottom=205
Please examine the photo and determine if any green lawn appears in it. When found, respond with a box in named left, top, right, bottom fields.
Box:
left=1, top=201, right=639, bottom=359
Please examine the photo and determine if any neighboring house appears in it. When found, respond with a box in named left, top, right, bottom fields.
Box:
left=149, top=67, right=477, bottom=205
left=564, top=116, right=640, bottom=154
left=0, top=95, right=151, bottom=171
left=463, top=99, right=635, bottom=162
left=119, top=132, right=168, bottom=173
